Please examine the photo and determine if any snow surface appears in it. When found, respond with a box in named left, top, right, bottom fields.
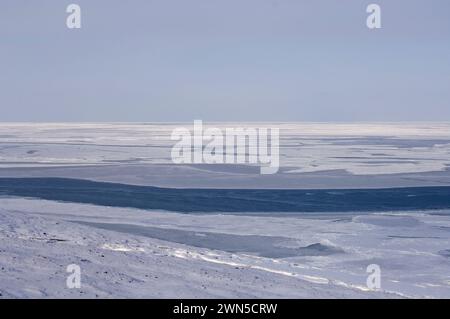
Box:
left=1, top=198, right=449, bottom=298
left=1, top=123, right=450, bottom=188
left=0, top=122, right=449, bottom=174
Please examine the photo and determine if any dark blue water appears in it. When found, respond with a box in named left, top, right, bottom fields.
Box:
left=1, top=178, right=450, bottom=213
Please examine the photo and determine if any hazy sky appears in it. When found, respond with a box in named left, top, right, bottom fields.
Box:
left=1, top=0, right=449, bottom=122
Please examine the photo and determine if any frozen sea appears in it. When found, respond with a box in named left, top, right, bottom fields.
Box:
left=1, top=122, right=450, bottom=298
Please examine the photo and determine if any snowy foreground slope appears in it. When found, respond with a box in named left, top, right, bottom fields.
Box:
left=0, top=205, right=382, bottom=298
left=1, top=198, right=450, bottom=298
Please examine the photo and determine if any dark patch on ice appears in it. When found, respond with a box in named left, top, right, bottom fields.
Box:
left=74, top=221, right=344, bottom=258
left=30, top=237, right=68, bottom=243
left=295, top=243, right=344, bottom=256
left=47, top=238, right=68, bottom=243
left=438, top=249, right=450, bottom=258
left=319, top=138, right=450, bottom=148
left=332, top=217, right=353, bottom=223
left=185, top=164, right=260, bottom=174
left=435, top=226, right=450, bottom=232
left=371, top=153, right=389, bottom=156
left=388, top=235, right=442, bottom=239
left=359, top=161, right=420, bottom=164
left=101, top=158, right=143, bottom=163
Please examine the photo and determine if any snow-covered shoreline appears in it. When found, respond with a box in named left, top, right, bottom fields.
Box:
left=1, top=197, right=449, bottom=298
left=0, top=203, right=385, bottom=298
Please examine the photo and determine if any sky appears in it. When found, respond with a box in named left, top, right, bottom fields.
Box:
left=0, top=0, right=449, bottom=122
